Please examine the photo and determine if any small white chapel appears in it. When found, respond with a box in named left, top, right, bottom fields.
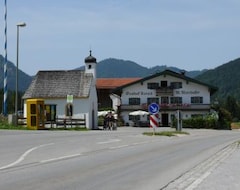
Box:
left=22, top=51, right=98, bottom=129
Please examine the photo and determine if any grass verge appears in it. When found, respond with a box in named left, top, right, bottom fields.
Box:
left=0, top=123, right=27, bottom=130
left=231, top=122, right=240, bottom=129
left=143, top=131, right=189, bottom=137
left=0, top=123, right=88, bottom=131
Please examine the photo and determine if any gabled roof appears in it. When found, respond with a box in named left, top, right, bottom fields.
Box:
left=96, top=78, right=141, bottom=89
left=114, top=69, right=218, bottom=95
left=22, top=70, right=93, bottom=99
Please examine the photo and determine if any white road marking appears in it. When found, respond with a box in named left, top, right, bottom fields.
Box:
left=0, top=143, right=54, bottom=170
left=132, top=141, right=150, bottom=145
left=40, top=153, right=82, bottom=163
left=0, top=136, right=160, bottom=170
left=97, top=139, right=121, bottom=144
left=109, top=145, right=129, bottom=149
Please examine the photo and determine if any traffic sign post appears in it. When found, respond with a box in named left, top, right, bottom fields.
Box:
left=150, top=114, right=159, bottom=135
left=176, top=109, right=182, bottom=131
left=148, top=103, right=160, bottom=135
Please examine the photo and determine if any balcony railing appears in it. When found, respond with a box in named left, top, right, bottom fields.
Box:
left=120, top=103, right=211, bottom=111
left=159, top=103, right=210, bottom=110
left=156, top=87, right=173, bottom=96
left=121, top=105, right=144, bottom=111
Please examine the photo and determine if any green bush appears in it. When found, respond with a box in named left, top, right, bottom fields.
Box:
left=143, top=131, right=189, bottom=137
left=0, top=115, right=27, bottom=130
left=182, top=116, right=218, bottom=129
left=98, top=116, right=104, bottom=126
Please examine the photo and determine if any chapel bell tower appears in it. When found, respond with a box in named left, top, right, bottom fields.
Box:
left=85, top=50, right=97, bottom=81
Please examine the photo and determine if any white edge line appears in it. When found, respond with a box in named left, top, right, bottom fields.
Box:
left=185, top=171, right=211, bottom=190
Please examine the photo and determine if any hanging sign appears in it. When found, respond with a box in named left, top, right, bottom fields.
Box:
left=67, top=95, right=73, bottom=103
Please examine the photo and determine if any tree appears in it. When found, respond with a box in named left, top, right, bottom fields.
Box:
left=224, top=96, right=240, bottom=120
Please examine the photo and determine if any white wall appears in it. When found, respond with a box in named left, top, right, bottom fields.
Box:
left=23, top=90, right=98, bottom=130
left=121, top=75, right=210, bottom=105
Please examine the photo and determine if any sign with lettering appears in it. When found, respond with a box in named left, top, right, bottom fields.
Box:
left=175, top=90, right=200, bottom=95
left=67, top=95, right=73, bottom=103
left=125, top=91, right=153, bottom=96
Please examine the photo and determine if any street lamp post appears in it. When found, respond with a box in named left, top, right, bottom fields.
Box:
left=15, top=22, right=26, bottom=125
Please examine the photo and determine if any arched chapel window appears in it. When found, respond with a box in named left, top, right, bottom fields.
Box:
left=65, top=103, right=73, bottom=117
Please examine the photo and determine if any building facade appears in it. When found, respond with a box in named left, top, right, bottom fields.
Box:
left=116, top=70, right=217, bottom=126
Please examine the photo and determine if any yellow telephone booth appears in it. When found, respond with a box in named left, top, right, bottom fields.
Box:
left=26, top=99, right=45, bottom=130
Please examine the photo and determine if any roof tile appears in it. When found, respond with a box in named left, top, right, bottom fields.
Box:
left=22, top=70, right=93, bottom=99
left=96, top=78, right=141, bottom=89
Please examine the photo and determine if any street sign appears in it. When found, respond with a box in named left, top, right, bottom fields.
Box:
left=148, top=103, right=160, bottom=114
left=67, top=94, right=73, bottom=103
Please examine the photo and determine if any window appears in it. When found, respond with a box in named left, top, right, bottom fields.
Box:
left=170, top=97, right=182, bottom=104
left=170, top=82, right=182, bottom=89
left=31, top=116, right=36, bottom=126
left=45, top=104, right=57, bottom=121
left=191, top=114, right=203, bottom=118
left=30, top=104, right=36, bottom=114
left=129, top=115, right=140, bottom=121
left=161, top=97, right=169, bottom=104
left=129, top=98, right=140, bottom=105
left=160, top=81, right=167, bottom=87
left=147, top=82, right=159, bottom=89
left=65, top=103, right=73, bottom=117
left=191, top=97, right=203, bottom=104
left=147, top=98, right=159, bottom=104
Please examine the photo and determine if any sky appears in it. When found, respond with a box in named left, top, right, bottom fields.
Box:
left=1, top=0, right=240, bottom=76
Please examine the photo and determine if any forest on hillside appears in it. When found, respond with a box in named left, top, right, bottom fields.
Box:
left=196, top=58, right=240, bottom=100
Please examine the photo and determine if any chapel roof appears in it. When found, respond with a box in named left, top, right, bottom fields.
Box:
left=85, top=50, right=97, bottom=63
left=22, top=70, right=93, bottom=99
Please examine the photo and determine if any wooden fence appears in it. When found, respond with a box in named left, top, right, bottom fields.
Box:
left=55, top=117, right=86, bottom=128
left=16, top=116, right=86, bottom=129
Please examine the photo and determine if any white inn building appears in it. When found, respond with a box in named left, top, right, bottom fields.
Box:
left=115, top=70, right=217, bottom=126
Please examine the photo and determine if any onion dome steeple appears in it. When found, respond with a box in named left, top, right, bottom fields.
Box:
left=85, top=50, right=97, bottom=63
left=84, top=50, right=97, bottom=82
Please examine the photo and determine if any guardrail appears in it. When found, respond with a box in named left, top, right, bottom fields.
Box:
left=121, top=103, right=211, bottom=111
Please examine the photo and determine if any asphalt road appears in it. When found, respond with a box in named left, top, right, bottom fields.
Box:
left=0, top=127, right=240, bottom=190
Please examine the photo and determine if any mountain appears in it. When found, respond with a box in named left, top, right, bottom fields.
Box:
left=0, top=55, right=206, bottom=92
left=195, top=58, right=240, bottom=100
left=77, top=58, right=205, bottom=78
left=0, top=55, right=32, bottom=92
left=147, top=65, right=207, bottom=78
left=96, top=58, right=150, bottom=78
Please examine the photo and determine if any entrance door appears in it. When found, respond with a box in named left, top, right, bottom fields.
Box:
left=161, top=113, right=169, bottom=127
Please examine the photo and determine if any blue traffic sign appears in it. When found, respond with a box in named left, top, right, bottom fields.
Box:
left=148, top=103, right=160, bottom=114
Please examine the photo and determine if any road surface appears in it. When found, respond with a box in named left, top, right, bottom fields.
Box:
left=0, top=127, right=239, bottom=190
